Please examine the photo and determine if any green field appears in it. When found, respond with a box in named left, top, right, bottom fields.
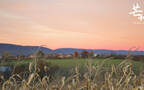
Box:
left=1, top=58, right=144, bottom=73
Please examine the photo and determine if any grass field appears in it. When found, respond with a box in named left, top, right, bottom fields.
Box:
left=1, top=58, right=144, bottom=73
left=1, top=58, right=144, bottom=89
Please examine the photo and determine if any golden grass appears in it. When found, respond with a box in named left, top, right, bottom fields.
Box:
left=1, top=59, right=144, bottom=90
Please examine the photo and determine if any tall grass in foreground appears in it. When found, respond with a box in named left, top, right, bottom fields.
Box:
left=0, top=59, right=144, bottom=90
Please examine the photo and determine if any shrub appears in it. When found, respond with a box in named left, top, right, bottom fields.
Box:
left=36, top=60, right=59, bottom=77
left=81, top=51, right=89, bottom=58
left=132, top=55, right=144, bottom=61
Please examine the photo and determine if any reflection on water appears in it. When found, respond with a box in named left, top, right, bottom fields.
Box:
left=0, top=66, right=12, bottom=72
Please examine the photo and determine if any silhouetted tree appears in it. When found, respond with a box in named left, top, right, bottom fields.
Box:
left=81, top=51, right=89, bottom=58
left=36, top=50, right=45, bottom=59
left=74, top=51, right=79, bottom=58
left=17, top=54, right=25, bottom=60
left=2, top=51, right=12, bottom=62
left=89, top=51, right=94, bottom=58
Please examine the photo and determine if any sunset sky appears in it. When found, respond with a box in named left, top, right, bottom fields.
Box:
left=0, top=0, right=144, bottom=50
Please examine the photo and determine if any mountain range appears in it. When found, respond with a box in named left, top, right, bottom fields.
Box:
left=0, top=43, right=144, bottom=56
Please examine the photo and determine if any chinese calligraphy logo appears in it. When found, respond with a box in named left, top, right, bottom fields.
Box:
left=129, top=3, right=144, bottom=21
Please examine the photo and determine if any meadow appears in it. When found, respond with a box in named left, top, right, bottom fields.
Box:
left=1, top=58, right=144, bottom=73
left=1, top=58, right=144, bottom=90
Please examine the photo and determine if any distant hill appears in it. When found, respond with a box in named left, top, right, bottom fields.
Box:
left=52, top=48, right=144, bottom=55
left=0, top=43, right=52, bottom=56
left=0, top=43, right=144, bottom=56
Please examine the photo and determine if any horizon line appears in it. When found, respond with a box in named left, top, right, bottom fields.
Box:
left=0, top=43, right=143, bottom=51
